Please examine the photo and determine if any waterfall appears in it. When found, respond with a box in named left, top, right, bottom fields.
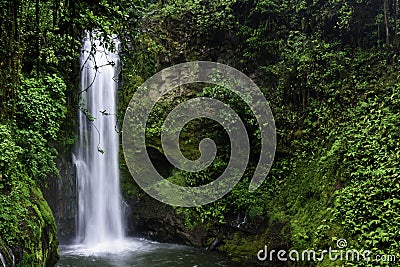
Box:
left=0, top=251, right=6, bottom=267
left=74, top=32, right=124, bottom=249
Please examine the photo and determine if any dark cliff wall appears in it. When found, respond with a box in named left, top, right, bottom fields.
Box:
left=44, top=152, right=77, bottom=244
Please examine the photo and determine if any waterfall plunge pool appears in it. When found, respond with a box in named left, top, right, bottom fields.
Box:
left=68, top=33, right=254, bottom=267
left=56, top=238, right=248, bottom=267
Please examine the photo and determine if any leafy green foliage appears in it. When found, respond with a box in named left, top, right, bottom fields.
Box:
left=332, top=88, right=400, bottom=264
left=16, top=75, right=67, bottom=140
left=0, top=124, right=59, bottom=266
left=122, top=1, right=400, bottom=265
left=1, top=0, right=396, bottom=265
left=0, top=0, right=150, bottom=265
left=15, top=129, right=59, bottom=180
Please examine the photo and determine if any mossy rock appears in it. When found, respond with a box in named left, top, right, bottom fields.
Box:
left=0, top=181, right=59, bottom=266
left=0, top=124, right=59, bottom=266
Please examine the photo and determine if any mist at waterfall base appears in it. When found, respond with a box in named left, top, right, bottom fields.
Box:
left=59, top=34, right=248, bottom=266
left=57, top=238, right=246, bottom=267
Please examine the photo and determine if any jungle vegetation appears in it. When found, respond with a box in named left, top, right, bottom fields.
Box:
left=0, top=0, right=399, bottom=266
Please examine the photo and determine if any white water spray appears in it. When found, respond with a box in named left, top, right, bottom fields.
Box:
left=74, top=32, right=124, bottom=251
left=0, top=252, right=6, bottom=267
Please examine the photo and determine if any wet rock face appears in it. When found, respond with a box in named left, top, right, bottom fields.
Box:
left=127, top=195, right=209, bottom=247
left=44, top=152, right=77, bottom=244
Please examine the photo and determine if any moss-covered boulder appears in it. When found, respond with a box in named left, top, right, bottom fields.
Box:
left=0, top=182, right=59, bottom=267
left=0, top=124, right=59, bottom=266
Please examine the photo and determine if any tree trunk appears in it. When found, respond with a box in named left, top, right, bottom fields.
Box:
left=384, top=0, right=390, bottom=48
left=395, top=0, right=398, bottom=37
left=36, top=0, right=40, bottom=77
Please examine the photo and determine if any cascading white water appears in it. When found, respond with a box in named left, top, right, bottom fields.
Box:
left=74, top=32, right=124, bottom=249
left=0, top=252, right=6, bottom=267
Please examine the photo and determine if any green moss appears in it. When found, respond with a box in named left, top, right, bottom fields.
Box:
left=215, top=149, right=342, bottom=265
left=0, top=179, right=59, bottom=266
left=0, top=124, right=59, bottom=266
left=219, top=233, right=264, bottom=262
